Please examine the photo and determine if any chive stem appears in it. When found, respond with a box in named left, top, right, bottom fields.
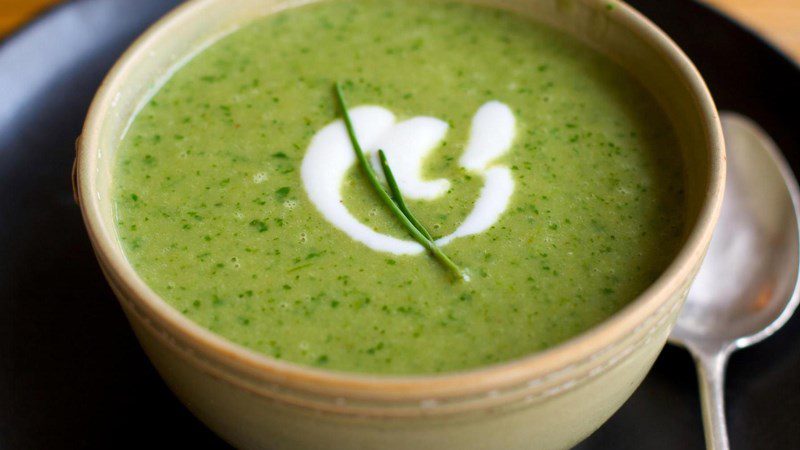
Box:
left=334, top=82, right=465, bottom=280
left=377, top=149, right=434, bottom=242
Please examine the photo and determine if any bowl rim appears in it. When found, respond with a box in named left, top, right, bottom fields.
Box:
left=76, top=0, right=725, bottom=400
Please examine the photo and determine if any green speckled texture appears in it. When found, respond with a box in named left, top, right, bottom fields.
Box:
left=113, top=0, right=685, bottom=374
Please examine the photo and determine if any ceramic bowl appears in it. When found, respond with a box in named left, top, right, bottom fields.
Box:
left=75, top=0, right=725, bottom=448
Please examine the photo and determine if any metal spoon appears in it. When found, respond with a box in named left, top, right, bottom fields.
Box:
left=670, top=112, right=800, bottom=450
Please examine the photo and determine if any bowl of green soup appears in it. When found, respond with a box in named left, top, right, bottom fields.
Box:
left=75, top=0, right=724, bottom=448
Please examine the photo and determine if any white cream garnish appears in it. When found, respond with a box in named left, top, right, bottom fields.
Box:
left=436, top=166, right=514, bottom=246
left=301, top=101, right=517, bottom=255
left=370, top=117, right=450, bottom=200
left=301, top=107, right=422, bottom=254
left=460, top=101, right=516, bottom=171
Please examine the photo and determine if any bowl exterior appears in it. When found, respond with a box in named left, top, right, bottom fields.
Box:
left=109, top=273, right=690, bottom=450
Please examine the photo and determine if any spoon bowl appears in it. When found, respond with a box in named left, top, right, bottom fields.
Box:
left=670, top=112, right=800, bottom=449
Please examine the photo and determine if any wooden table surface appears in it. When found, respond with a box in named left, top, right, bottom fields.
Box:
left=1, top=0, right=799, bottom=61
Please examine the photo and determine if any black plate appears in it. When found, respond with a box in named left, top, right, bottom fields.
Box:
left=1, top=0, right=798, bottom=448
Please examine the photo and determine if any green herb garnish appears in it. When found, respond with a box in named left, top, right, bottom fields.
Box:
left=334, top=82, right=465, bottom=280
left=377, top=149, right=434, bottom=242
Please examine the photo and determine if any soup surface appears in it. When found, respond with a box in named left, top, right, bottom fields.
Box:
left=113, top=0, right=685, bottom=374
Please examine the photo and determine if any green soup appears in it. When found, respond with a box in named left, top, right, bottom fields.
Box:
left=113, top=0, right=685, bottom=374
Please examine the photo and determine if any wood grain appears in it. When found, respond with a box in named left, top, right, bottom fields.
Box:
left=0, top=0, right=60, bottom=36
left=0, top=0, right=798, bottom=61
left=704, top=0, right=800, bottom=61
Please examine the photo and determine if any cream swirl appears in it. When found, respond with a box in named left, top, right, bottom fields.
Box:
left=301, top=101, right=516, bottom=255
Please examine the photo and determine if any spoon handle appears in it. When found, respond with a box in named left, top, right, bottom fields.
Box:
left=694, top=350, right=731, bottom=450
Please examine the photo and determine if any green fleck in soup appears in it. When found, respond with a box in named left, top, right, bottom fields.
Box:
left=113, top=0, right=685, bottom=374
